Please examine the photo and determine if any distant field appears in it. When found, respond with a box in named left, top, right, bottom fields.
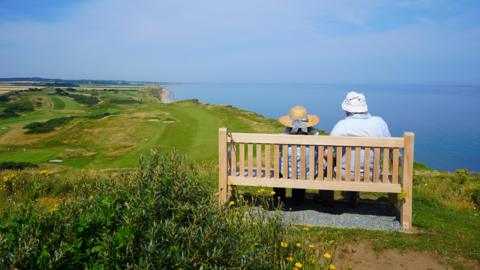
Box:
left=0, top=85, right=281, bottom=169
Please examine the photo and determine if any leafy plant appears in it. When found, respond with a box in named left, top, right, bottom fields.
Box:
left=0, top=150, right=331, bottom=269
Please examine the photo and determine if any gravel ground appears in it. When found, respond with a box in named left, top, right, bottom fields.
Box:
left=274, top=199, right=406, bottom=232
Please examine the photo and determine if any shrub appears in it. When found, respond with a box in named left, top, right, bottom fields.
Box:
left=0, top=162, right=38, bottom=170
left=109, top=98, right=142, bottom=104
left=0, top=150, right=330, bottom=269
left=24, top=116, right=75, bottom=134
left=472, top=188, right=480, bottom=208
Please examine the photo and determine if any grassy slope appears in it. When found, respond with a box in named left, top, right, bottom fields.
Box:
left=0, top=89, right=282, bottom=169
left=0, top=87, right=479, bottom=268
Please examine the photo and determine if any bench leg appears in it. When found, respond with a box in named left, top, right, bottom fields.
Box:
left=400, top=192, right=412, bottom=230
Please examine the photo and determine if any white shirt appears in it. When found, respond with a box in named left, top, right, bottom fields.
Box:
left=330, top=113, right=391, bottom=172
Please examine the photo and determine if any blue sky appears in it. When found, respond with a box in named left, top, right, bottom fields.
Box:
left=0, top=0, right=479, bottom=84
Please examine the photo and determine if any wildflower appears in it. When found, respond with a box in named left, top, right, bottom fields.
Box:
left=329, top=264, right=336, bottom=270
left=229, top=201, right=235, bottom=206
left=303, top=226, right=309, bottom=232
left=287, top=256, right=293, bottom=262
left=324, top=252, right=332, bottom=259
left=308, top=244, right=315, bottom=248
left=295, top=243, right=301, bottom=248
left=242, top=217, right=247, bottom=222
left=257, top=188, right=265, bottom=193
left=281, top=241, right=288, bottom=248
left=294, top=262, right=303, bottom=268
left=271, top=191, right=276, bottom=195
left=50, top=204, right=59, bottom=213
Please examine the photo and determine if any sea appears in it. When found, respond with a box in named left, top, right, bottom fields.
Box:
left=166, top=83, right=480, bottom=172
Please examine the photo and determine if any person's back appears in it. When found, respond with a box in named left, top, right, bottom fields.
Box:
left=276, top=106, right=320, bottom=203
left=325, top=91, right=391, bottom=207
left=331, top=112, right=391, bottom=172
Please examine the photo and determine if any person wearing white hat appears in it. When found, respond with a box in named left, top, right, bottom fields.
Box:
left=328, top=91, right=391, bottom=207
left=276, top=106, right=319, bottom=203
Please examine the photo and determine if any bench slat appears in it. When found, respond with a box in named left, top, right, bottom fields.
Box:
left=355, top=146, right=361, bottom=182
left=239, top=144, right=245, bottom=177
left=373, top=148, right=380, bottom=182
left=248, top=144, right=253, bottom=177
left=392, top=148, right=399, bottom=184
left=364, top=147, right=371, bottom=182
left=229, top=133, right=405, bottom=148
left=228, top=177, right=402, bottom=193
left=336, top=146, right=343, bottom=181
left=274, top=145, right=279, bottom=179
left=282, top=144, right=288, bottom=178
left=327, top=146, right=333, bottom=180
left=231, top=143, right=236, bottom=177
left=309, top=145, right=315, bottom=180
left=265, top=144, right=271, bottom=178
left=292, top=145, right=297, bottom=180
left=256, top=144, right=262, bottom=178
left=383, top=148, right=390, bottom=183
left=300, top=145, right=306, bottom=180
left=317, top=146, right=324, bottom=180
left=345, top=147, right=352, bottom=181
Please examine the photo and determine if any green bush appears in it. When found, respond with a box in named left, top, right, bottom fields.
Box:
left=69, top=94, right=99, bottom=106
left=24, top=116, right=75, bottom=134
left=109, top=98, right=142, bottom=104
left=0, top=150, right=328, bottom=269
left=0, top=162, right=38, bottom=171
left=472, top=188, right=480, bottom=208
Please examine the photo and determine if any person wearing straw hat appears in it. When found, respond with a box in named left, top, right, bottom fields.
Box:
left=276, top=106, right=319, bottom=203
left=330, top=91, right=391, bottom=207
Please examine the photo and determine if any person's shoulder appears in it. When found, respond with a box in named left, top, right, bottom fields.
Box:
left=370, top=115, right=388, bottom=124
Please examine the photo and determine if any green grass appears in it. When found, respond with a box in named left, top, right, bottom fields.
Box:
left=0, top=88, right=281, bottom=169
left=0, top=85, right=478, bottom=269
left=50, top=96, right=65, bottom=110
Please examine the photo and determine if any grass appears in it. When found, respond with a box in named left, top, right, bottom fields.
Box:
left=0, top=84, right=478, bottom=269
left=0, top=88, right=280, bottom=169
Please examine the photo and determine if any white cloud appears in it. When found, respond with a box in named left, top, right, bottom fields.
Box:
left=0, top=0, right=479, bottom=83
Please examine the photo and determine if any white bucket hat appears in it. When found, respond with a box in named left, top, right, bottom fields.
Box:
left=341, top=91, right=368, bottom=113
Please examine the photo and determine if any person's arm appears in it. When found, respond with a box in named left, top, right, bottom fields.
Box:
left=380, top=118, right=391, bottom=137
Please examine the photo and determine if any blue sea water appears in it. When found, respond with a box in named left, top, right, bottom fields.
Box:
left=166, top=83, right=480, bottom=172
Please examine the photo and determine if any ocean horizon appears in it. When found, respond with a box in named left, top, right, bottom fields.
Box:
left=166, top=83, right=480, bottom=172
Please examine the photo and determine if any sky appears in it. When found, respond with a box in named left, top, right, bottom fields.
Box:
left=0, top=0, right=479, bottom=84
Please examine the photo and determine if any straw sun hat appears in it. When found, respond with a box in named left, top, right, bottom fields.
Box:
left=278, top=106, right=319, bottom=128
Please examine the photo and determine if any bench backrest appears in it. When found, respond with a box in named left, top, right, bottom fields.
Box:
left=218, top=128, right=415, bottom=229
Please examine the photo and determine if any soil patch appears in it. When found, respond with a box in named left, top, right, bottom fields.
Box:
left=335, top=241, right=479, bottom=270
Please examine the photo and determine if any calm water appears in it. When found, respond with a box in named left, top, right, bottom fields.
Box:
left=166, top=83, right=480, bottom=172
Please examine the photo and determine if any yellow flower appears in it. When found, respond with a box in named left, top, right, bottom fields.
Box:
left=281, top=241, right=288, bottom=248
left=50, top=204, right=59, bottom=213
left=308, top=244, right=314, bottom=248
left=329, top=264, right=336, bottom=270
left=242, top=217, right=247, bottom=222
left=324, top=252, right=332, bottom=259
left=229, top=201, right=235, bottom=206
left=295, top=243, right=301, bottom=248
left=294, top=262, right=303, bottom=268
left=257, top=188, right=265, bottom=193
left=271, top=191, right=276, bottom=195
left=287, top=256, right=293, bottom=262
left=303, top=226, right=309, bottom=231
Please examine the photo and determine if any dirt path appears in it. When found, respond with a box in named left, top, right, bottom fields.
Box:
left=334, top=241, right=479, bottom=270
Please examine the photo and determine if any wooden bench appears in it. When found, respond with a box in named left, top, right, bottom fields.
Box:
left=218, top=128, right=415, bottom=230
